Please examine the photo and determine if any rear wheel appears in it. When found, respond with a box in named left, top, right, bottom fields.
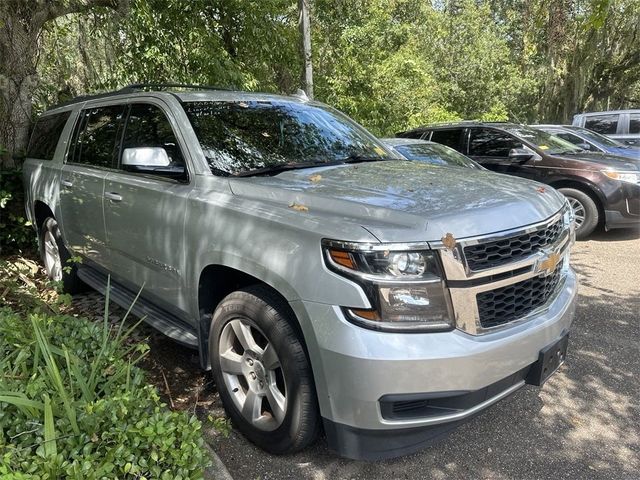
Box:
left=39, top=217, right=85, bottom=293
left=558, top=188, right=599, bottom=240
left=209, top=285, right=320, bottom=454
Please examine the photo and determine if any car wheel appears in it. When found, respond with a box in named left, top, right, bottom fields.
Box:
left=209, top=285, right=320, bottom=454
left=40, top=217, right=85, bottom=293
left=558, top=188, right=599, bottom=240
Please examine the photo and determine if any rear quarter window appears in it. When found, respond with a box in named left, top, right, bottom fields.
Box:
left=629, top=113, right=640, bottom=134
left=584, top=114, right=619, bottom=134
left=27, top=111, right=71, bottom=160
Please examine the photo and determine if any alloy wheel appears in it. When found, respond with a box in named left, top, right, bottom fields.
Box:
left=567, top=197, right=586, bottom=230
left=218, top=318, right=287, bottom=431
left=43, top=231, right=63, bottom=281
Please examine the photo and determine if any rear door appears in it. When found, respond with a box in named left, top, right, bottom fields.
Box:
left=59, top=104, right=126, bottom=266
left=103, top=100, right=191, bottom=315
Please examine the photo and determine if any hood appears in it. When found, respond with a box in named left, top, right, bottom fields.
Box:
left=553, top=151, right=640, bottom=170
left=605, top=147, right=640, bottom=160
left=229, top=161, right=566, bottom=243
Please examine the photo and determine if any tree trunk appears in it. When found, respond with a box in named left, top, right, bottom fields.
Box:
left=0, top=9, right=40, bottom=168
left=0, top=0, right=125, bottom=168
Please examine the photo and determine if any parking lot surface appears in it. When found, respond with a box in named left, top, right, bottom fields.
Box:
left=205, top=228, right=640, bottom=480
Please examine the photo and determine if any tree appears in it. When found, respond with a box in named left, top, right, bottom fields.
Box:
left=0, top=0, right=127, bottom=167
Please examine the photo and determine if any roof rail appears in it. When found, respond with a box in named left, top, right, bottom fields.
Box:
left=47, top=82, right=233, bottom=111
left=121, top=83, right=232, bottom=92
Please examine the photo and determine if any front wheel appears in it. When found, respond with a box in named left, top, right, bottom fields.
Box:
left=209, top=285, right=320, bottom=454
left=39, top=217, right=85, bottom=293
left=558, top=188, right=600, bottom=240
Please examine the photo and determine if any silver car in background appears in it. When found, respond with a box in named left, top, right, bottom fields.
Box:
left=572, top=109, right=640, bottom=145
left=23, top=85, right=577, bottom=460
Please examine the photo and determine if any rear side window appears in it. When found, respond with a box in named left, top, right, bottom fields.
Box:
left=468, top=128, right=522, bottom=157
left=556, top=132, right=585, bottom=145
left=70, top=105, right=126, bottom=168
left=27, top=111, right=71, bottom=160
left=629, top=114, right=640, bottom=134
left=584, top=114, right=619, bottom=134
left=430, top=129, right=463, bottom=150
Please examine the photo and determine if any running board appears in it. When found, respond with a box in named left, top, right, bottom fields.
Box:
left=77, top=266, right=199, bottom=348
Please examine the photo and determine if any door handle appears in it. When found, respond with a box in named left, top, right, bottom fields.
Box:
left=61, top=179, right=73, bottom=188
left=105, top=192, right=123, bottom=202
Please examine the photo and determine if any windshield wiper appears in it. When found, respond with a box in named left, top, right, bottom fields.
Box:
left=234, top=154, right=394, bottom=177
left=233, top=160, right=345, bottom=177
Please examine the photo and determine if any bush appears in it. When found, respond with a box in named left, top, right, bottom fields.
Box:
left=0, top=298, right=210, bottom=479
left=0, top=169, right=36, bottom=255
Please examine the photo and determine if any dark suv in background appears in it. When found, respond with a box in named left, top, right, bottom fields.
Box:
left=399, top=122, right=640, bottom=239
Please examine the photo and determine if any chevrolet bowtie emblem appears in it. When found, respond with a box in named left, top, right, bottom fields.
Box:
left=537, top=252, right=561, bottom=276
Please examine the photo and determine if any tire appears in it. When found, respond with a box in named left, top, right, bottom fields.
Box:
left=558, top=188, right=600, bottom=240
left=39, top=217, right=85, bottom=294
left=209, top=285, right=320, bottom=454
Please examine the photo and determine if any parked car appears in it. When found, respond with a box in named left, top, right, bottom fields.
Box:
left=381, top=138, right=484, bottom=169
left=399, top=122, right=640, bottom=238
left=24, top=85, right=577, bottom=461
left=534, top=125, right=639, bottom=160
left=572, top=109, right=640, bottom=146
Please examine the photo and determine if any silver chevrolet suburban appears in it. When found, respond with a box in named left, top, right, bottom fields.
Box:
left=23, top=84, right=577, bottom=460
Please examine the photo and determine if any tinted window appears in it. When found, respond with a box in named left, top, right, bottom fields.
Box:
left=468, top=128, right=522, bottom=157
left=394, top=143, right=480, bottom=169
left=556, top=132, right=586, bottom=145
left=585, top=114, right=619, bottom=134
left=71, top=105, right=125, bottom=168
left=122, top=103, right=186, bottom=176
left=430, top=129, right=463, bottom=150
left=184, top=101, right=396, bottom=176
left=27, top=112, right=71, bottom=160
left=630, top=114, right=640, bottom=134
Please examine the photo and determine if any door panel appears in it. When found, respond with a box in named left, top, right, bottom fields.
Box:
left=59, top=165, right=108, bottom=264
left=103, top=173, right=189, bottom=314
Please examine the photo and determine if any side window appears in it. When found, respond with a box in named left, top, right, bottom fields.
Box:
left=629, top=113, right=640, bottom=134
left=584, top=114, right=619, bottom=134
left=468, top=128, right=522, bottom=157
left=121, top=103, right=186, bottom=179
left=27, top=111, right=71, bottom=160
left=556, top=132, right=585, bottom=146
left=430, top=129, right=463, bottom=150
left=71, top=105, right=126, bottom=168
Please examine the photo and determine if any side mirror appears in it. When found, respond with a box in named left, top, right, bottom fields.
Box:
left=508, top=148, right=534, bottom=162
left=122, top=147, right=171, bottom=167
left=576, top=142, right=591, bottom=151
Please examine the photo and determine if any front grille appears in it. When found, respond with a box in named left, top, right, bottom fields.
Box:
left=476, top=264, right=563, bottom=329
left=464, top=217, right=564, bottom=271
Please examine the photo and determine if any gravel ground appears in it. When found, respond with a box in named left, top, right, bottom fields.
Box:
left=43, top=227, right=639, bottom=479
left=204, top=227, right=640, bottom=480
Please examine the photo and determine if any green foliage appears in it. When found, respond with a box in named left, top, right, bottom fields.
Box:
left=0, top=304, right=210, bottom=479
left=0, top=170, right=35, bottom=255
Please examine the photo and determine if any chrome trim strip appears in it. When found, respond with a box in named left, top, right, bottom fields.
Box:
left=380, top=380, right=525, bottom=427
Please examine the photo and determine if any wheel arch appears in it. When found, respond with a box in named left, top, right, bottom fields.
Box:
left=196, top=263, right=305, bottom=370
left=33, top=200, right=55, bottom=232
left=548, top=179, right=605, bottom=213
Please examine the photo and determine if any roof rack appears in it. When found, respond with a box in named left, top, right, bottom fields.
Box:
left=48, top=83, right=233, bottom=110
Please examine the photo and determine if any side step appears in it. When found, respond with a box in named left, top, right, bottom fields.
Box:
left=77, top=266, right=199, bottom=349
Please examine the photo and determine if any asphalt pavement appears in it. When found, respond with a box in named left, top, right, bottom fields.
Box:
left=204, top=227, right=640, bottom=480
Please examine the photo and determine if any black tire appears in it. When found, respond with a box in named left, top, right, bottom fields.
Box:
left=209, top=285, right=320, bottom=454
left=558, top=188, right=600, bottom=240
left=39, top=217, right=85, bottom=294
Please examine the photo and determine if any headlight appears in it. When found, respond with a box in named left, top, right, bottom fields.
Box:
left=602, top=170, right=640, bottom=184
left=322, top=239, right=454, bottom=332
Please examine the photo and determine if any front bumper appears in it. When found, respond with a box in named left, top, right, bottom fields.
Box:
left=604, top=182, right=640, bottom=230
left=290, top=268, right=577, bottom=460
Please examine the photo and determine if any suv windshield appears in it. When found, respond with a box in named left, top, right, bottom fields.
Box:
left=504, top=125, right=582, bottom=155
left=393, top=142, right=482, bottom=169
left=184, top=100, right=397, bottom=176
